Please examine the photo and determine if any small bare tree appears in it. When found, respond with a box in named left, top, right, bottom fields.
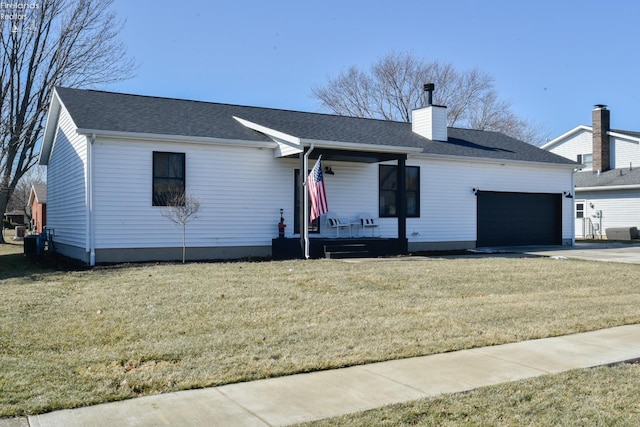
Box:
left=162, top=193, right=201, bottom=263
left=312, top=51, right=548, bottom=145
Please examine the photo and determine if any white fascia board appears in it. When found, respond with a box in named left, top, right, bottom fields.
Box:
left=75, top=128, right=276, bottom=149
left=577, top=184, right=640, bottom=192
left=410, top=152, right=579, bottom=170
left=233, top=116, right=423, bottom=156
left=232, top=116, right=302, bottom=157
left=233, top=116, right=300, bottom=145
left=541, top=125, right=591, bottom=150
left=39, top=89, right=64, bottom=165
left=608, top=130, right=640, bottom=143
left=28, top=186, right=36, bottom=207
left=301, top=138, right=423, bottom=155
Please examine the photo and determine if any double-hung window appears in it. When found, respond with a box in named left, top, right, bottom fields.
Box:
left=153, top=152, right=185, bottom=206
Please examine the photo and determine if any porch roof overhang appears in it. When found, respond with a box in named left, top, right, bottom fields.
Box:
left=302, top=147, right=404, bottom=163
left=233, top=116, right=422, bottom=163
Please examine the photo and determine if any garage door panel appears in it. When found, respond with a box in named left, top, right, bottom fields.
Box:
left=477, top=191, right=562, bottom=247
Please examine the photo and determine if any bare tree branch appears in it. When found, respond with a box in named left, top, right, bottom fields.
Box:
left=162, top=192, right=201, bottom=264
left=311, top=51, right=548, bottom=145
left=0, top=0, right=135, bottom=242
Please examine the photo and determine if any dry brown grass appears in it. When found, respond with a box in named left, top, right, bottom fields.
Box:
left=1, top=244, right=640, bottom=417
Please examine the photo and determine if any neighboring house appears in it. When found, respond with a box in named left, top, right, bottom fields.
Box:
left=543, top=105, right=640, bottom=239
left=40, top=87, right=577, bottom=265
left=29, top=183, right=47, bottom=234
left=4, top=210, right=26, bottom=226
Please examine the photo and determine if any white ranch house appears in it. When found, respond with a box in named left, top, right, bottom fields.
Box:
left=40, top=87, right=577, bottom=265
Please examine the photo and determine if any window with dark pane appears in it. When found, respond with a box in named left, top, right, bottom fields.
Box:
left=153, top=152, right=185, bottom=206
left=379, top=165, right=419, bottom=217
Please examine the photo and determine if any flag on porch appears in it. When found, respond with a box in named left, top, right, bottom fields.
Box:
left=308, top=157, right=328, bottom=221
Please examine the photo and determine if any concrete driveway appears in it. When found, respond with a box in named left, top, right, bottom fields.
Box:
left=502, top=241, right=640, bottom=264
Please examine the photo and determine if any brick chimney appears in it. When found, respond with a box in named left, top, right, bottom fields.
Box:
left=412, top=83, right=448, bottom=141
left=592, top=104, right=611, bottom=172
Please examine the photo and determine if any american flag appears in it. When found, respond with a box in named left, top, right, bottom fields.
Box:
left=308, top=157, right=328, bottom=221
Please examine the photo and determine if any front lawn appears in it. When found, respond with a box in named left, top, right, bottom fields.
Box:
left=1, top=244, right=640, bottom=417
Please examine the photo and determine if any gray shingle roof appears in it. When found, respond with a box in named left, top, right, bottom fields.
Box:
left=32, top=183, right=47, bottom=203
left=54, top=87, right=575, bottom=166
left=576, top=168, right=640, bottom=188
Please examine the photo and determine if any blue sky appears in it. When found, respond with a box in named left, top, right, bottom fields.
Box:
left=110, top=0, right=640, bottom=142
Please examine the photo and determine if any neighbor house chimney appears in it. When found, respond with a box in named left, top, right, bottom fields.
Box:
left=592, top=104, right=611, bottom=172
left=412, top=83, right=447, bottom=141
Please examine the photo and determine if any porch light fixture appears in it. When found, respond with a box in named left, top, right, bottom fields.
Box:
left=472, top=188, right=479, bottom=196
left=324, top=166, right=334, bottom=175
left=564, top=191, right=574, bottom=199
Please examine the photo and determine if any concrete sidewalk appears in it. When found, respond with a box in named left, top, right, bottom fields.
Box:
left=524, top=241, right=640, bottom=264
left=3, top=324, right=640, bottom=427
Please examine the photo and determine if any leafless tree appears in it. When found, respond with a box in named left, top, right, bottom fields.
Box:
left=312, top=51, right=548, bottom=145
left=162, top=193, right=201, bottom=264
left=0, top=0, right=135, bottom=242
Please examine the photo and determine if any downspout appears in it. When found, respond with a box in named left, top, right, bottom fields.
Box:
left=88, top=133, right=96, bottom=266
left=302, top=144, right=314, bottom=259
left=570, top=169, right=576, bottom=246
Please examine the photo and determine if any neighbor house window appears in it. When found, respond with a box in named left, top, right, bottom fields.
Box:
left=153, top=151, right=185, bottom=206
left=577, top=154, right=593, bottom=169
left=576, top=202, right=585, bottom=219
left=379, top=165, right=419, bottom=217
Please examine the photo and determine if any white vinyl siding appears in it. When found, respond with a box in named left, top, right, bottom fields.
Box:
left=548, top=129, right=593, bottom=170
left=610, top=136, right=640, bottom=169
left=574, top=190, right=640, bottom=238
left=404, top=158, right=574, bottom=244
left=45, top=107, right=88, bottom=252
left=547, top=130, right=640, bottom=171
left=91, top=138, right=295, bottom=249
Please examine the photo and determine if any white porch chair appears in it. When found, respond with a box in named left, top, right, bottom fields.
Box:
left=326, top=212, right=352, bottom=238
left=359, top=214, right=380, bottom=237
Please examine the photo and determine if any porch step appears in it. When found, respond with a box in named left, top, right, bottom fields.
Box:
left=324, top=244, right=370, bottom=259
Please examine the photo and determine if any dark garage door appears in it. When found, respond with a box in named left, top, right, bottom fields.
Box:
left=477, top=191, right=562, bottom=247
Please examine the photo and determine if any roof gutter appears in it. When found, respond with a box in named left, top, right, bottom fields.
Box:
left=576, top=184, right=640, bottom=192
left=411, top=151, right=579, bottom=169
left=75, top=128, right=277, bottom=149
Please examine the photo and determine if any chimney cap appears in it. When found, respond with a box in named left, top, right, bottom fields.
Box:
left=423, top=83, right=435, bottom=92
left=594, top=104, right=608, bottom=110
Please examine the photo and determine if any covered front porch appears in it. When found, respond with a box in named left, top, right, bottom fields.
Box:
left=292, top=146, right=417, bottom=259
